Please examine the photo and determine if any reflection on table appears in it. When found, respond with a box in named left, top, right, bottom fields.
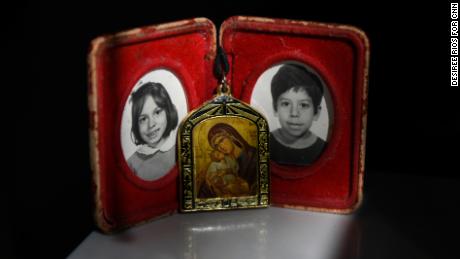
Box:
left=68, top=207, right=356, bottom=259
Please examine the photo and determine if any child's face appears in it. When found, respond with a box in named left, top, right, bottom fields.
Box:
left=138, top=95, right=167, bottom=148
left=275, top=87, right=319, bottom=138
left=213, top=150, right=224, bottom=161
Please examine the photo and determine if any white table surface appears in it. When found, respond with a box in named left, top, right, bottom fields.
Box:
left=68, top=207, right=355, bottom=259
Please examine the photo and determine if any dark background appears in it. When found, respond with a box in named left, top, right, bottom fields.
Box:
left=10, top=1, right=459, bottom=258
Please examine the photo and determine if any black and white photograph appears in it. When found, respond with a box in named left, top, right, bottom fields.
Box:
left=121, top=69, right=188, bottom=181
left=251, top=62, right=333, bottom=166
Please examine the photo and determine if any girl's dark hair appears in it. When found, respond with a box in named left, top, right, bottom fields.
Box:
left=130, top=82, right=178, bottom=145
left=271, top=64, right=324, bottom=114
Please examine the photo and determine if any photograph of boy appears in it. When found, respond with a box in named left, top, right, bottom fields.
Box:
left=127, top=82, right=178, bottom=180
left=270, top=64, right=327, bottom=166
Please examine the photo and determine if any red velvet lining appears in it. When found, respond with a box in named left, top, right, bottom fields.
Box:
left=91, top=19, right=216, bottom=230
left=221, top=17, right=368, bottom=210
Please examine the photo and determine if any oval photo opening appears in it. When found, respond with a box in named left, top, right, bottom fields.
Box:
left=120, top=69, right=188, bottom=181
left=250, top=62, right=333, bottom=166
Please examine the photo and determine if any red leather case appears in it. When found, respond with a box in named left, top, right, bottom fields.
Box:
left=88, top=16, right=369, bottom=232
left=221, top=16, right=369, bottom=213
left=88, top=18, right=217, bottom=232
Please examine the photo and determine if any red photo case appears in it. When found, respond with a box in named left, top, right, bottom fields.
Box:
left=88, top=16, right=369, bottom=232
left=88, top=18, right=217, bottom=232
left=221, top=17, right=369, bottom=212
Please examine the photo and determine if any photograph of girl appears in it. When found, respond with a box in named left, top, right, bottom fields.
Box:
left=121, top=70, right=187, bottom=181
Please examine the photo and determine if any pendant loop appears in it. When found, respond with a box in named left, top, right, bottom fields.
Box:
left=217, top=75, right=231, bottom=96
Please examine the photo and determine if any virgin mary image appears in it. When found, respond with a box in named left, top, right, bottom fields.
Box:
left=198, top=123, right=258, bottom=198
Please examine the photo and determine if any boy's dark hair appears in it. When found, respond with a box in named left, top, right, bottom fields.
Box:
left=271, top=64, right=324, bottom=114
left=131, top=82, right=178, bottom=145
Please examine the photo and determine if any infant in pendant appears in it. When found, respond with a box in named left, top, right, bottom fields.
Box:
left=206, top=150, right=249, bottom=197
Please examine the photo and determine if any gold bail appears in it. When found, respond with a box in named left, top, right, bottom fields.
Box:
left=216, top=75, right=231, bottom=96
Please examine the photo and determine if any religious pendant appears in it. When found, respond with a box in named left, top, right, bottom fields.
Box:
left=178, top=74, right=270, bottom=212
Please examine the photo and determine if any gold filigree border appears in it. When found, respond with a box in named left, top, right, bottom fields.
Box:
left=178, top=98, right=270, bottom=212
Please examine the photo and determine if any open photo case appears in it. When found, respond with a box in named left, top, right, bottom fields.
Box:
left=88, top=16, right=369, bottom=232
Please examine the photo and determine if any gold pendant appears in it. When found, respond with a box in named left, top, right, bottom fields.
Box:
left=178, top=77, right=270, bottom=212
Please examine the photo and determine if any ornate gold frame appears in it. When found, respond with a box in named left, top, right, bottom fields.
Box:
left=178, top=96, right=270, bottom=212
